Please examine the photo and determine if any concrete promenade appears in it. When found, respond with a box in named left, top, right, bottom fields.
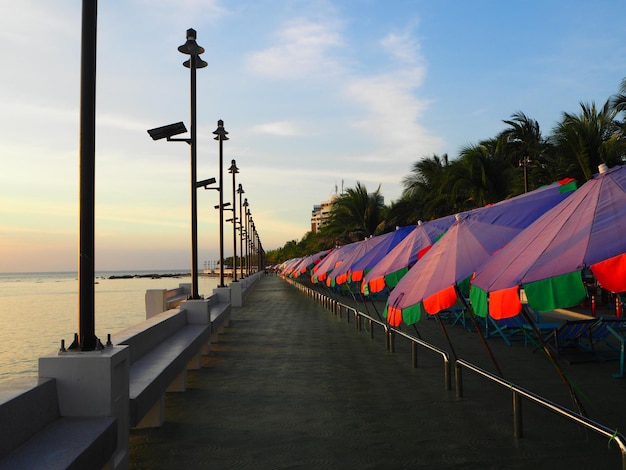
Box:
left=129, top=276, right=626, bottom=469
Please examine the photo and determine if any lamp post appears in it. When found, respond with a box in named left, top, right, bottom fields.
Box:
left=251, top=227, right=256, bottom=274
left=243, top=199, right=249, bottom=276
left=74, top=0, right=99, bottom=351
left=228, top=160, right=239, bottom=282
left=148, top=28, right=207, bottom=299
left=180, top=29, right=207, bottom=299
left=249, top=219, right=255, bottom=274
left=213, top=120, right=229, bottom=287
left=519, top=156, right=533, bottom=193
left=237, top=183, right=245, bottom=279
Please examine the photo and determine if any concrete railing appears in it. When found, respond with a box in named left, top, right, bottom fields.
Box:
left=230, top=271, right=264, bottom=307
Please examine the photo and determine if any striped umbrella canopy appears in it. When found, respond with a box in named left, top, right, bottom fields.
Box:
left=327, top=226, right=415, bottom=287
left=361, top=217, right=456, bottom=296
left=385, top=178, right=577, bottom=326
left=471, top=164, right=626, bottom=319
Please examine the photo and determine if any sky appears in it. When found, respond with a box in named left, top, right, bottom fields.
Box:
left=1, top=0, right=625, bottom=272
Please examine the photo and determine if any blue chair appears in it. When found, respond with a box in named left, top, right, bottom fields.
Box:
left=539, top=319, right=598, bottom=357
left=490, top=314, right=533, bottom=346
left=578, top=317, right=626, bottom=377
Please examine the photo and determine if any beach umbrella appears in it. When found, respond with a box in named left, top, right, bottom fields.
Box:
left=361, top=217, right=456, bottom=296
left=328, top=226, right=415, bottom=287
left=311, top=241, right=364, bottom=284
left=471, top=164, right=626, bottom=319
left=278, top=257, right=302, bottom=277
left=385, top=178, right=577, bottom=327
left=292, top=249, right=330, bottom=278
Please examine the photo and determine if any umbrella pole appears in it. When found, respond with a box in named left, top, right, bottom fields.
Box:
left=348, top=283, right=383, bottom=322
left=456, top=287, right=504, bottom=377
left=435, top=313, right=458, bottom=361
left=520, top=305, right=588, bottom=417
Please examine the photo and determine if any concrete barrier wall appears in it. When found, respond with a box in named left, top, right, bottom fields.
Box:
left=0, top=273, right=266, bottom=469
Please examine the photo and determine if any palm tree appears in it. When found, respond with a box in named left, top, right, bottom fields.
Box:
left=500, top=111, right=556, bottom=191
left=611, top=77, right=626, bottom=114
left=551, top=101, right=624, bottom=181
left=322, top=182, right=386, bottom=243
left=452, top=138, right=515, bottom=209
left=401, top=154, right=456, bottom=220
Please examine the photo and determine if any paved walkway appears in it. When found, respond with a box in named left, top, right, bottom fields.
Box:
left=129, top=276, right=626, bottom=469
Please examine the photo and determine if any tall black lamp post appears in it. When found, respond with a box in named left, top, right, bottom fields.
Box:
left=148, top=28, right=207, bottom=299
left=228, top=160, right=239, bottom=282
left=213, top=120, right=229, bottom=287
left=74, top=0, right=99, bottom=351
left=237, top=183, right=245, bottom=279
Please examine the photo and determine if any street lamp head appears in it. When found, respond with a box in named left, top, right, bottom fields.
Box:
left=237, top=183, right=244, bottom=195
left=147, top=122, right=187, bottom=140
left=213, top=119, right=229, bottom=141
left=183, top=56, right=208, bottom=69
left=178, top=28, right=205, bottom=55
left=228, top=159, right=239, bottom=174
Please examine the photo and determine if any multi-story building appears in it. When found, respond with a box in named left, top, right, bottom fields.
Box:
left=311, top=194, right=337, bottom=233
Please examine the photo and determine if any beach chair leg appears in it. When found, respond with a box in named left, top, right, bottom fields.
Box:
left=488, top=317, right=511, bottom=346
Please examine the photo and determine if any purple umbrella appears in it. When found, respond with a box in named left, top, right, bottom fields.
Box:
left=471, top=164, right=626, bottom=319
left=385, top=178, right=577, bottom=327
left=361, top=217, right=455, bottom=295
left=328, top=226, right=415, bottom=287
left=292, top=249, right=330, bottom=278
left=312, top=241, right=364, bottom=284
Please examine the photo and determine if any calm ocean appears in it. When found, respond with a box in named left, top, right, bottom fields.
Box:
left=0, top=270, right=221, bottom=383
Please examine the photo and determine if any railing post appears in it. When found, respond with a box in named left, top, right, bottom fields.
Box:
left=370, top=319, right=374, bottom=339
left=389, top=330, right=395, bottom=353
left=455, top=362, right=463, bottom=399
left=513, top=391, right=523, bottom=438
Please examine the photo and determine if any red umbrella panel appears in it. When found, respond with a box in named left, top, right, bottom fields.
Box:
left=384, top=178, right=577, bottom=326
left=471, top=164, right=626, bottom=319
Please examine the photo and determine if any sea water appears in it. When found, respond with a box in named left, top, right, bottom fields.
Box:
left=0, top=271, right=221, bottom=383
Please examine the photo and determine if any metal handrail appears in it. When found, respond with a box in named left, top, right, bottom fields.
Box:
left=390, top=327, right=451, bottom=391
left=284, top=277, right=625, bottom=466
left=337, top=301, right=389, bottom=340
left=455, top=359, right=626, bottom=469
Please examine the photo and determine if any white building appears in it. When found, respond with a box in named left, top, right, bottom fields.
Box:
left=310, top=194, right=337, bottom=233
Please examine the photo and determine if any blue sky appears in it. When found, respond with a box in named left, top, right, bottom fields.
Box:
left=1, top=0, right=624, bottom=272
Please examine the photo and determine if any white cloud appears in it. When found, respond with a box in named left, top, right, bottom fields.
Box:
left=381, top=31, right=422, bottom=66
left=250, top=121, right=304, bottom=136
left=245, top=18, right=344, bottom=79
left=342, top=31, right=444, bottom=160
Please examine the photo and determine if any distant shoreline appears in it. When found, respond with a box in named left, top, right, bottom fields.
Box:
left=107, top=272, right=191, bottom=280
